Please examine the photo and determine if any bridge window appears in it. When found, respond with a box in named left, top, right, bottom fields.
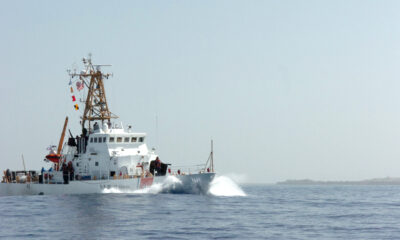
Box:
left=94, top=137, right=98, bottom=143
left=90, top=138, right=93, bottom=143
left=103, top=137, right=106, bottom=142
left=99, top=137, right=102, bottom=143
left=117, top=137, right=122, bottom=143
left=109, top=137, right=115, bottom=143
left=124, top=137, right=129, bottom=143
left=139, top=137, right=144, bottom=142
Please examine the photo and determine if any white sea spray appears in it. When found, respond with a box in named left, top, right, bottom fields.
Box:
left=208, top=175, right=247, bottom=197
left=102, top=175, right=183, bottom=194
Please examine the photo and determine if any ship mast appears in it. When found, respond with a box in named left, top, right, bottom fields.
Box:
left=68, top=55, right=118, bottom=132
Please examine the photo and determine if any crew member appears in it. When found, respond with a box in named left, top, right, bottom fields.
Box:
left=6, top=169, right=11, bottom=183
left=155, top=157, right=161, bottom=175
left=62, top=162, right=68, bottom=184
left=67, top=161, right=74, bottom=181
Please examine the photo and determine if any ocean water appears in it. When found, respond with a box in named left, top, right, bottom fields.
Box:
left=1, top=178, right=400, bottom=239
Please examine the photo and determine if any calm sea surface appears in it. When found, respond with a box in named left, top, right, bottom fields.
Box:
left=1, top=177, right=400, bottom=239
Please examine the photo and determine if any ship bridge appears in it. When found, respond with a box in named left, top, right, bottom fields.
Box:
left=65, top=122, right=157, bottom=180
left=87, top=122, right=148, bottom=156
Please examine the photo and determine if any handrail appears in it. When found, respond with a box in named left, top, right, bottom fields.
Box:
left=42, top=171, right=75, bottom=184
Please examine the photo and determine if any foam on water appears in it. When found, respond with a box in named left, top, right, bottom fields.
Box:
left=101, top=175, right=246, bottom=196
left=134, top=175, right=183, bottom=194
left=102, top=175, right=183, bottom=194
left=208, top=175, right=247, bottom=197
left=102, top=188, right=137, bottom=194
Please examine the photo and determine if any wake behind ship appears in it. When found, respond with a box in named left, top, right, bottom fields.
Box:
left=0, top=56, right=215, bottom=196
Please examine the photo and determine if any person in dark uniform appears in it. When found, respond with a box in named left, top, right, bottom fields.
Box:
left=5, top=169, right=11, bottom=183
left=67, top=161, right=74, bottom=181
left=155, top=157, right=161, bottom=176
left=62, top=162, right=69, bottom=184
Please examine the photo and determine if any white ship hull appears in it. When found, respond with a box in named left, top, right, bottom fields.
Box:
left=0, top=173, right=215, bottom=196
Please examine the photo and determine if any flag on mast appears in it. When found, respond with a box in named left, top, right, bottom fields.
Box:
left=76, top=81, right=84, bottom=91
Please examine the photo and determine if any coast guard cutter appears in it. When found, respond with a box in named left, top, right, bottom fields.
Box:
left=0, top=56, right=215, bottom=196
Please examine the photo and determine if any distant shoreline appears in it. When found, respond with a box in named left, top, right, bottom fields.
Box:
left=276, top=177, right=400, bottom=185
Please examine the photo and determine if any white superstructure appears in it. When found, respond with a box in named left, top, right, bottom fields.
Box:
left=67, top=123, right=156, bottom=181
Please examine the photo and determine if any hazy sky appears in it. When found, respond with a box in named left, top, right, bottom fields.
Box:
left=1, top=1, right=400, bottom=183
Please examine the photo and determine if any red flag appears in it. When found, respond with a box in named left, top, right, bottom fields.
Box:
left=72, top=96, right=76, bottom=102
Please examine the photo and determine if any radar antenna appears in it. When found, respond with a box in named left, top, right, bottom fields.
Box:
left=68, top=55, right=118, bottom=132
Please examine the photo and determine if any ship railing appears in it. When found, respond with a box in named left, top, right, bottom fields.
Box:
left=42, top=171, right=66, bottom=184
left=2, top=171, right=39, bottom=184
left=168, top=164, right=210, bottom=176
